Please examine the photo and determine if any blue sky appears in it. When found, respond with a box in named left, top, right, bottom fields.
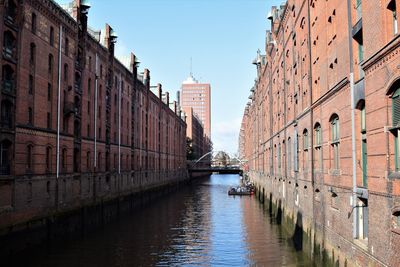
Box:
left=56, top=0, right=282, bottom=155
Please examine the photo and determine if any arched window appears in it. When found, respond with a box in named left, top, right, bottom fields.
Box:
left=392, top=85, right=400, bottom=171
left=46, top=146, right=52, bottom=173
left=0, top=140, right=11, bottom=175
left=314, top=123, right=323, bottom=171
left=303, top=129, right=309, bottom=172
left=330, top=114, right=340, bottom=170
left=27, top=144, right=33, bottom=172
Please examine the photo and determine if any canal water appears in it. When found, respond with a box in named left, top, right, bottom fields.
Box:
left=6, top=174, right=315, bottom=266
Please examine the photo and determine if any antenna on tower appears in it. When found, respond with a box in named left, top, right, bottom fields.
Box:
left=190, top=57, right=193, bottom=77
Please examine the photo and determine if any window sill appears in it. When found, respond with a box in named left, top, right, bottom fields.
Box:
left=391, top=228, right=400, bottom=235
left=353, top=238, right=368, bottom=251
left=329, top=169, right=341, bottom=176
left=388, top=172, right=400, bottom=179
left=0, top=205, right=13, bottom=214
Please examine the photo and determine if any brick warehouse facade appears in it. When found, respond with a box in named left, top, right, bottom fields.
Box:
left=240, top=0, right=400, bottom=266
left=0, top=0, right=187, bottom=235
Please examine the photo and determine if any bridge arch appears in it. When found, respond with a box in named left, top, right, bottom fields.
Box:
left=192, top=150, right=247, bottom=166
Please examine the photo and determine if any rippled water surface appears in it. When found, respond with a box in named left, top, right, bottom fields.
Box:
left=7, top=174, right=315, bottom=266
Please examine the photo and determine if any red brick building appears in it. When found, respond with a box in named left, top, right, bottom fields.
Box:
left=182, top=106, right=212, bottom=162
left=0, top=0, right=186, bottom=234
left=181, top=75, right=211, bottom=138
left=240, top=0, right=400, bottom=266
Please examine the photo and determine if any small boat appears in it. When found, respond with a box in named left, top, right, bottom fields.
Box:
left=228, top=187, right=253, bottom=196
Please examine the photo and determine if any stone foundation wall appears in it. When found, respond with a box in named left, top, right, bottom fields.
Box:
left=0, top=170, right=188, bottom=240
left=249, top=171, right=391, bottom=267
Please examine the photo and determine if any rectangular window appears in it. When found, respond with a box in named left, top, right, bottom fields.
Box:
left=31, top=13, right=36, bottom=34
left=50, top=27, right=54, bottom=46
left=356, top=198, right=368, bottom=240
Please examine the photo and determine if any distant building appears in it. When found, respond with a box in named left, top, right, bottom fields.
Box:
left=183, top=107, right=204, bottom=159
left=180, top=75, right=211, bottom=138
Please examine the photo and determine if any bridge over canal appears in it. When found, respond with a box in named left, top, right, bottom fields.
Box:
left=187, top=151, right=245, bottom=175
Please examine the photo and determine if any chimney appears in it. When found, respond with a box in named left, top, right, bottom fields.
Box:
left=157, top=83, right=162, bottom=99
left=176, top=91, right=181, bottom=106
left=143, top=69, right=150, bottom=90
left=104, top=24, right=117, bottom=53
left=129, top=52, right=136, bottom=73
left=165, top=92, right=170, bottom=105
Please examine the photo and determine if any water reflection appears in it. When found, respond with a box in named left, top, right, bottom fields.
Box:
left=6, top=174, right=314, bottom=266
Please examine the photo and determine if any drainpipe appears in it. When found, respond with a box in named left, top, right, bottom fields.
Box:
left=94, top=53, right=98, bottom=169
left=306, top=0, right=316, bottom=253
left=307, top=0, right=314, bottom=190
left=56, top=25, right=63, bottom=179
left=347, top=0, right=358, bottom=239
left=118, top=74, right=121, bottom=175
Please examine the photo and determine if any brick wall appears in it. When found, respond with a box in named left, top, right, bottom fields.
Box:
left=240, top=0, right=400, bottom=266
